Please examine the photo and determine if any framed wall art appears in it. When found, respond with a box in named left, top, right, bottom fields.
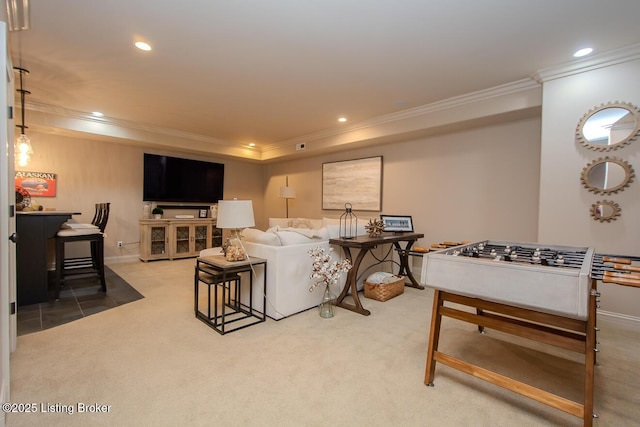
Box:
left=322, top=156, right=382, bottom=211
left=15, top=171, right=57, bottom=197
left=380, top=215, right=414, bottom=232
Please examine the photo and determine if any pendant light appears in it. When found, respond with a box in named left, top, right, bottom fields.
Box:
left=14, top=67, right=33, bottom=167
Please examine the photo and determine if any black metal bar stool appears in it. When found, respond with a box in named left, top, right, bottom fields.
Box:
left=55, top=203, right=110, bottom=299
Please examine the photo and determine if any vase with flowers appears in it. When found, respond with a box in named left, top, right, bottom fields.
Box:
left=308, top=246, right=352, bottom=318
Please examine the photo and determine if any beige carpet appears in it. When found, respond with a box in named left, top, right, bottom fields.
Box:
left=7, top=258, right=640, bottom=427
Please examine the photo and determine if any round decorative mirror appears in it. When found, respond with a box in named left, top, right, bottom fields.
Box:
left=580, top=157, right=635, bottom=195
left=590, top=200, right=621, bottom=223
left=576, top=101, right=640, bottom=151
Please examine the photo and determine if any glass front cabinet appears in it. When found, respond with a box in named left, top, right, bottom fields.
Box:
left=139, top=219, right=220, bottom=261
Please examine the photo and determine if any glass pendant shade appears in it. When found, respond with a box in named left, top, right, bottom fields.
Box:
left=15, top=134, right=33, bottom=167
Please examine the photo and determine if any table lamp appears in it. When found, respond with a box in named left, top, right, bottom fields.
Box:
left=216, top=199, right=255, bottom=261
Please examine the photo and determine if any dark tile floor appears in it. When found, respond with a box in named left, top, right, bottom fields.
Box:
left=17, top=266, right=144, bottom=336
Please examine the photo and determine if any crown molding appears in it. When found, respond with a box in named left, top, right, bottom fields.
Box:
left=533, top=43, right=640, bottom=83
left=23, top=100, right=240, bottom=148
left=261, top=78, right=541, bottom=155
left=22, top=78, right=540, bottom=162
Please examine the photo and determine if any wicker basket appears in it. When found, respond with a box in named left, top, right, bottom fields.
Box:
left=364, top=276, right=405, bottom=302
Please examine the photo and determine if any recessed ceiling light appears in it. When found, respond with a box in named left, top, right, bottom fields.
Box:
left=135, top=41, right=152, bottom=51
left=91, top=111, right=104, bottom=117
left=248, top=143, right=256, bottom=147
left=573, top=48, right=593, bottom=58
left=338, top=117, right=347, bottom=122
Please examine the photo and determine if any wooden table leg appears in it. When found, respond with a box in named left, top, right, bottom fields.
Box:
left=335, top=246, right=371, bottom=316
left=394, top=241, right=425, bottom=289
left=424, top=289, right=444, bottom=386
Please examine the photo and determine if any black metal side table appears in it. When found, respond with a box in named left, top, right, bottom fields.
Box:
left=194, top=255, right=267, bottom=334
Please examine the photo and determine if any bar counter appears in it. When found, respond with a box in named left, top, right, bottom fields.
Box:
left=16, top=211, right=80, bottom=306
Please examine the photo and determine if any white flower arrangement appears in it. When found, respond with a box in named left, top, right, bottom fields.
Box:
left=308, top=246, right=352, bottom=292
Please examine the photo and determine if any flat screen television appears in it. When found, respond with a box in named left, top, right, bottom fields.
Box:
left=143, top=153, right=224, bottom=203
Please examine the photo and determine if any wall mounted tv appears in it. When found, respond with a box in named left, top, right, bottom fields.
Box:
left=143, top=153, right=224, bottom=204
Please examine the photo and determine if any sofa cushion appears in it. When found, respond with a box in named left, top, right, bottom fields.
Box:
left=326, top=224, right=340, bottom=239
left=322, top=217, right=341, bottom=227
left=288, top=218, right=313, bottom=229
left=275, top=231, right=315, bottom=246
left=273, top=227, right=328, bottom=246
left=242, top=228, right=281, bottom=246
left=269, top=218, right=323, bottom=229
left=323, top=217, right=368, bottom=238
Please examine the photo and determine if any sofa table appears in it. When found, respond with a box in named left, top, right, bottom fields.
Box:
left=194, top=255, right=267, bottom=335
left=330, top=232, right=424, bottom=316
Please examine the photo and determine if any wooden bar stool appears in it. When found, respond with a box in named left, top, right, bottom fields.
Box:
left=55, top=203, right=110, bottom=299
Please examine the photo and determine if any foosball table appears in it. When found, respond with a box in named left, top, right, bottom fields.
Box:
left=421, top=240, right=640, bottom=427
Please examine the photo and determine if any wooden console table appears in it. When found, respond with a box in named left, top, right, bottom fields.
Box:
left=330, top=232, right=424, bottom=316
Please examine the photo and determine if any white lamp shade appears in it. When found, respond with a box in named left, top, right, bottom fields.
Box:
left=279, top=186, right=296, bottom=199
left=216, top=200, right=255, bottom=229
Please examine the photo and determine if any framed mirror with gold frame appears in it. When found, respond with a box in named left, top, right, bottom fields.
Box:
left=576, top=101, right=640, bottom=151
left=580, top=157, right=635, bottom=195
left=590, top=200, right=621, bottom=223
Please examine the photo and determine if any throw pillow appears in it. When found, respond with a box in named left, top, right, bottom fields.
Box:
left=276, top=230, right=318, bottom=246
left=288, top=218, right=313, bottom=229
left=241, top=228, right=282, bottom=246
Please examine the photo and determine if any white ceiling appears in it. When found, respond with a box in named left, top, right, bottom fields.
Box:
left=8, top=0, right=640, bottom=160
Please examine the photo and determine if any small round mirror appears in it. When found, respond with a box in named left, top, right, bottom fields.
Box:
left=580, top=157, right=634, bottom=195
left=590, top=200, right=621, bottom=222
left=576, top=101, right=640, bottom=151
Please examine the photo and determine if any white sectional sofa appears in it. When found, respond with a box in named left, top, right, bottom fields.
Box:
left=239, top=217, right=377, bottom=320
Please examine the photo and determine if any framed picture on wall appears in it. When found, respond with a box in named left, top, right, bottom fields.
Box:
left=380, top=215, right=414, bottom=232
left=15, top=171, right=57, bottom=197
left=322, top=156, right=382, bottom=211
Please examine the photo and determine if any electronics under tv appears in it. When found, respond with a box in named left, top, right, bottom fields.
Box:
left=143, top=153, right=224, bottom=203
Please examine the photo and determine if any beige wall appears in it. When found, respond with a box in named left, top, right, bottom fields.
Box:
left=16, top=132, right=265, bottom=261
left=539, top=58, right=640, bottom=320
left=19, top=115, right=541, bottom=266
left=265, top=116, right=541, bottom=248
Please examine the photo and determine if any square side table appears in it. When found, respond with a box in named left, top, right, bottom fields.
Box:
left=194, top=255, right=267, bottom=334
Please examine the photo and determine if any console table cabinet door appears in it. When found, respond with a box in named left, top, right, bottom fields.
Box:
left=140, top=219, right=219, bottom=261
left=139, top=221, right=170, bottom=261
left=169, top=222, right=216, bottom=259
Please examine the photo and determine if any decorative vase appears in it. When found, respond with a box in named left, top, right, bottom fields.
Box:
left=319, top=284, right=334, bottom=318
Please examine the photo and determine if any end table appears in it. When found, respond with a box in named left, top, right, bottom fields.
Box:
left=194, top=255, right=267, bottom=334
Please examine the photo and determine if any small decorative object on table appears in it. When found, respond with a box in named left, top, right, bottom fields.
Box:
left=15, top=186, right=31, bottom=211
left=365, top=218, right=385, bottom=237
left=222, top=237, right=246, bottom=261
left=152, top=207, right=163, bottom=219
left=339, top=202, right=358, bottom=239
left=308, top=246, right=352, bottom=318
